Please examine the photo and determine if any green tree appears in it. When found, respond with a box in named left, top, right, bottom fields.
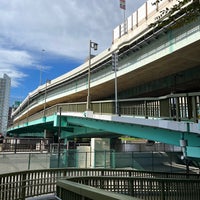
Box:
left=149, top=0, right=200, bottom=29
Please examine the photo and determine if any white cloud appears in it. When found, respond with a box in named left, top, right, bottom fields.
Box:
left=0, top=49, right=33, bottom=87
left=0, top=0, right=146, bottom=88
left=0, top=49, right=33, bottom=66
left=0, top=48, right=51, bottom=87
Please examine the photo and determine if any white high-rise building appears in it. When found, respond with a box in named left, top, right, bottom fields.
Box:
left=0, top=74, right=11, bottom=135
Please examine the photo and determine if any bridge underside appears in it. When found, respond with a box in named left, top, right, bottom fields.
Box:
left=97, top=42, right=200, bottom=101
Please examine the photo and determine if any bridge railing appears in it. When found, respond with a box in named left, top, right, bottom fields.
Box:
left=119, top=92, right=200, bottom=122
left=11, top=92, right=200, bottom=130
left=0, top=168, right=199, bottom=200
left=56, top=179, right=141, bottom=200
left=63, top=175, right=200, bottom=200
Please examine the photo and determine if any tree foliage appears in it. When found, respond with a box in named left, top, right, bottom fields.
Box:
left=149, top=0, right=200, bottom=29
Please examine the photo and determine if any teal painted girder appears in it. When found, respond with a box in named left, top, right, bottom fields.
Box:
left=61, top=126, right=106, bottom=139
left=187, top=146, right=200, bottom=158
left=65, top=116, right=200, bottom=158
left=65, top=116, right=180, bottom=145
left=8, top=114, right=104, bottom=138
left=8, top=114, right=199, bottom=147
left=7, top=115, right=57, bottom=136
left=8, top=114, right=200, bottom=158
left=15, top=132, right=45, bottom=137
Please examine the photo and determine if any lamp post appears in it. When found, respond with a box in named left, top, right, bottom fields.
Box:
left=112, top=52, right=119, bottom=115
left=86, top=40, right=98, bottom=111
left=39, top=49, right=45, bottom=86
left=43, top=79, right=51, bottom=117
left=58, top=106, right=62, bottom=168
left=26, top=96, right=30, bottom=123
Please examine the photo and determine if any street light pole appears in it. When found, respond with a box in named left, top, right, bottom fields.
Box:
left=86, top=40, right=98, bottom=111
left=112, top=52, right=119, bottom=115
left=39, top=49, right=45, bottom=86
left=43, top=79, right=51, bottom=117
left=57, top=106, right=62, bottom=168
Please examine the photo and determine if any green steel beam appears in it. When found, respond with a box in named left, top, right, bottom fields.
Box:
left=8, top=114, right=200, bottom=147
left=187, top=146, right=200, bottom=158
left=61, top=126, right=106, bottom=139
left=7, top=114, right=200, bottom=158
left=65, top=116, right=200, bottom=158
left=8, top=115, right=56, bottom=132
left=64, top=116, right=187, bottom=145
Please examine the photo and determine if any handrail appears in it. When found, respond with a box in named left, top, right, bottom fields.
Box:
left=0, top=168, right=199, bottom=200
left=64, top=175, right=200, bottom=200
left=9, top=91, right=200, bottom=131
left=57, top=179, right=141, bottom=200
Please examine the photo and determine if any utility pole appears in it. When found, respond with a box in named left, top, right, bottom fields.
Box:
left=112, top=52, right=119, bottom=115
left=86, top=40, right=98, bottom=111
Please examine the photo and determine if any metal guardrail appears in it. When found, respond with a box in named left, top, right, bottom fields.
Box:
left=11, top=92, right=200, bottom=130
left=64, top=176, right=200, bottom=200
left=0, top=168, right=199, bottom=200
left=57, top=179, right=141, bottom=200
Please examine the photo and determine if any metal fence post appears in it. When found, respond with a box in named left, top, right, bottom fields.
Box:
left=20, top=173, right=26, bottom=200
left=129, top=179, right=134, bottom=196
left=85, top=152, right=87, bottom=168
left=28, top=153, right=31, bottom=170
left=111, top=150, right=115, bottom=168
left=14, top=138, right=17, bottom=154
left=104, top=150, right=106, bottom=168
left=161, top=181, right=165, bottom=200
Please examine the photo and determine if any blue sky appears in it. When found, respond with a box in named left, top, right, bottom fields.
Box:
left=0, top=0, right=146, bottom=105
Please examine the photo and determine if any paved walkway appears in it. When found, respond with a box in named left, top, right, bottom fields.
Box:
left=0, top=152, right=50, bottom=174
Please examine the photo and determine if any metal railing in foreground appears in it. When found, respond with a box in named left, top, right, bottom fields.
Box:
left=0, top=168, right=199, bottom=200
left=59, top=176, right=200, bottom=200
left=57, top=179, right=141, bottom=200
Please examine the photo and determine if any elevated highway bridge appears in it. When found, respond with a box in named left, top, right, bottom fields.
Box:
left=8, top=0, right=200, bottom=159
